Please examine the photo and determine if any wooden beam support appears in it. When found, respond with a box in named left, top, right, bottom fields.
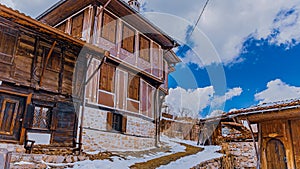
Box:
left=246, top=117, right=260, bottom=169
left=39, top=41, right=57, bottom=86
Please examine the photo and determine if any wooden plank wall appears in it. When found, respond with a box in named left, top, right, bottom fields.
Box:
left=0, top=16, right=86, bottom=145
left=260, top=120, right=295, bottom=169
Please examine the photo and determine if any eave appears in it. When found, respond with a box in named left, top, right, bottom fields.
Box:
left=36, top=0, right=179, bottom=49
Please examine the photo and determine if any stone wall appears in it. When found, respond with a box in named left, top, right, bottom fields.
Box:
left=222, top=142, right=257, bottom=168
left=160, top=119, right=198, bottom=141
left=82, top=129, right=155, bottom=151
left=83, top=107, right=107, bottom=131
left=126, top=116, right=155, bottom=137
left=82, top=107, right=156, bottom=151
left=191, top=157, right=222, bottom=169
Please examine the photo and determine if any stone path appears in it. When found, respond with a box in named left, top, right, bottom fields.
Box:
left=129, top=143, right=203, bottom=169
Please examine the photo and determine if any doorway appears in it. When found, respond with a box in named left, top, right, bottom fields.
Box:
left=266, top=139, right=288, bottom=169
left=0, top=93, right=25, bottom=142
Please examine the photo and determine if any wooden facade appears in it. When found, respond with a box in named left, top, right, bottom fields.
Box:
left=0, top=5, right=105, bottom=147
left=219, top=100, right=300, bottom=169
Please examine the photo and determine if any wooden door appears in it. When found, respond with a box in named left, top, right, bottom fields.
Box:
left=291, top=119, right=300, bottom=168
left=0, top=93, right=25, bottom=141
left=266, top=139, right=287, bottom=169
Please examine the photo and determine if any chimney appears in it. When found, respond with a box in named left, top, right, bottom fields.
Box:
left=128, top=0, right=140, bottom=12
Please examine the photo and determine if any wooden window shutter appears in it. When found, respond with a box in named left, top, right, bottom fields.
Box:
left=24, top=104, right=34, bottom=128
left=139, top=35, right=150, bottom=62
left=71, top=12, right=84, bottom=38
left=50, top=107, right=58, bottom=131
left=134, top=76, right=140, bottom=100
left=122, top=116, right=127, bottom=133
left=122, top=24, right=135, bottom=53
left=0, top=25, right=17, bottom=63
left=100, top=63, right=108, bottom=90
left=128, top=74, right=139, bottom=100
left=108, top=64, right=115, bottom=92
left=107, top=112, right=113, bottom=130
left=102, top=12, right=117, bottom=43
left=100, top=63, right=115, bottom=92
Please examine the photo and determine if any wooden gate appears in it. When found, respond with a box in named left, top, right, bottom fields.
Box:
left=0, top=93, right=25, bottom=142
left=266, top=139, right=287, bottom=169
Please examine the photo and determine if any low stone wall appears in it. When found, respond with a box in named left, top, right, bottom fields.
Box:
left=10, top=153, right=89, bottom=168
left=191, top=157, right=222, bottom=169
left=222, top=142, right=257, bottom=168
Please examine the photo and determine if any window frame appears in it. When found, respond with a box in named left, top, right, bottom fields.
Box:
left=128, top=73, right=140, bottom=101
left=121, top=23, right=135, bottom=53
left=0, top=24, right=18, bottom=64
left=101, top=11, right=117, bottom=43
left=42, top=46, right=62, bottom=73
left=107, top=112, right=127, bottom=133
left=139, top=34, right=150, bottom=62
left=70, top=11, right=84, bottom=38
left=32, top=105, right=52, bottom=130
left=99, top=62, right=116, bottom=93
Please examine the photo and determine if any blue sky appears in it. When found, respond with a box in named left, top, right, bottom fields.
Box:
left=1, top=0, right=300, bottom=118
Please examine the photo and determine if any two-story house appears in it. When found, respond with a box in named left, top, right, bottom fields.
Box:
left=37, top=0, right=181, bottom=151
left=0, top=4, right=106, bottom=149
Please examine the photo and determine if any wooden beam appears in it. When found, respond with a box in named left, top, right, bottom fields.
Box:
left=39, top=41, right=57, bottom=86
left=221, top=121, right=244, bottom=127
left=246, top=117, right=260, bottom=169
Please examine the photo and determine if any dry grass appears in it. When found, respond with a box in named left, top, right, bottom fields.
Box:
left=130, top=143, right=204, bottom=169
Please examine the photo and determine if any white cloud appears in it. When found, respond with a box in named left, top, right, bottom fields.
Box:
left=164, top=86, right=242, bottom=118
left=255, top=79, right=300, bottom=104
left=0, top=0, right=60, bottom=17
left=206, top=110, right=224, bottom=118
left=142, top=0, right=300, bottom=66
left=0, top=0, right=16, bottom=8
left=211, top=87, right=243, bottom=108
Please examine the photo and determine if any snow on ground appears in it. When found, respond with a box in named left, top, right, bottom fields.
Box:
left=69, top=136, right=222, bottom=169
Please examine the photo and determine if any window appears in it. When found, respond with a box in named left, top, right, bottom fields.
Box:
left=0, top=24, right=18, bottom=63
left=139, top=35, right=150, bottom=62
left=99, top=63, right=115, bottom=92
left=71, top=12, right=84, bottom=38
left=101, top=12, right=117, bottom=43
left=107, top=112, right=127, bottom=132
left=128, top=73, right=139, bottom=100
left=43, top=47, right=61, bottom=72
left=56, top=22, right=66, bottom=32
left=121, top=24, right=135, bottom=53
left=32, top=106, right=52, bottom=129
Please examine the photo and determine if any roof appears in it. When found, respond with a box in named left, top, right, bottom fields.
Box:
left=0, top=4, right=106, bottom=55
left=227, top=98, right=300, bottom=116
left=36, top=0, right=180, bottom=50
left=201, top=98, right=300, bottom=123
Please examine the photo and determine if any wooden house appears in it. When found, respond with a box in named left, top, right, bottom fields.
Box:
left=208, top=100, right=300, bottom=169
left=0, top=4, right=105, bottom=149
left=37, top=0, right=181, bottom=151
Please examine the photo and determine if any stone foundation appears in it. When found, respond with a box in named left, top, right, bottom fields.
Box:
left=82, top=129, right=155, bottom=151
left=222, top=142, right=257, bottom=168
left=82, top=107, right=156, bottom=151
